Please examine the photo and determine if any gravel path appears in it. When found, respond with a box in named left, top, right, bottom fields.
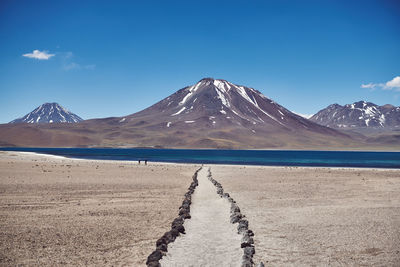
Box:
left=160, top=167, right=242, bottom=267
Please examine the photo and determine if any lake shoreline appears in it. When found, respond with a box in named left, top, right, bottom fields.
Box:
left=1, top=147, right=399, bottom=169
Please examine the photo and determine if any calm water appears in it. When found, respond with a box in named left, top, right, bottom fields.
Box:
left=1, top=147, right=400, bottom=168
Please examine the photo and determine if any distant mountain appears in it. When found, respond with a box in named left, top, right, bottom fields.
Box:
left=310, top=101, right=400, bottom=129
left=10, top=103, right=83, bottom=124
left=0, top=79, right=379, bottom=149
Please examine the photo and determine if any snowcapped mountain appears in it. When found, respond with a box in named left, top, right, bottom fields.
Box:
left=10, top=103, right=83, bottom=124
left=122, top=78, right=340, bottom=133
left=310, top=101, right=400, bottom=129
left=97, top=77, right=350, bottom=149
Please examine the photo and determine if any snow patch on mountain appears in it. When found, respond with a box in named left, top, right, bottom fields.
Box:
left=215, top=87, right=230, bottom=107
left=172, top=106, right=186, bottom=116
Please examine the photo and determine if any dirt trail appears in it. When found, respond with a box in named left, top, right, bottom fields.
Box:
left=160, top=167, right=242, bottom=267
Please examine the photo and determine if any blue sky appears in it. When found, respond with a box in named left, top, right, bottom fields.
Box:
left=0, top=0, right=399, bottom=123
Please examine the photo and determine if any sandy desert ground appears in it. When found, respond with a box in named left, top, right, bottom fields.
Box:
left=0, top=151, right=198, bottom=266
left=212, top=165, right=400, bottom=266
left=1, top=151, right=400, bottom=266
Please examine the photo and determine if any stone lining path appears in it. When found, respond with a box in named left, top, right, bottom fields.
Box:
left=159, top=167, right=242, bottom=267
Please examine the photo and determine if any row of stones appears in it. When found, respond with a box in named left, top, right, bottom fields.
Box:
left=207, top=168, right=264, bottom=267
left=146, top=168, right=201, bottom=267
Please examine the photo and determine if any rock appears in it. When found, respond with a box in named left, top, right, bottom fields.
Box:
left=161, top=229, right=179, bottom=244
left=231, top=204, right=241, bottom=213
left=180, top=212, right=191, bottom=219
left=241, top=260, right=252, bottom=267
left=242, top=247, right=255, bottom=266
left=160, top=232, right=172, bottom=244
left=147, top=261, right=161, bottom=267
left=156, top=243, right=167, bottom=252
left=238, top=219, right=249, bottom=233
left=247, top=229, right=254, bottom=236
left=243, top=246, right=255, bottom=257
left=179, top=208, right=189, bottom=216
left=242, top=252, right=254, bottom=267
left=257, top=262, right=265, bottom=267
left=173, top=224, right=185, bottom=234
left=156, top=232, right=173, bottom=246
left=170, top=228, right=180, bottom=239
left=230, top=212, right=242, bottom=224
left=241, top=234, right=254, bottom=247
left=172, top=217, right=184, bottom=226
left=155, top=237, right=165, bottom=247
left=146, top=250, right=162, bottom=265
left=179, top=203, right=190, bottom=210
left=171, top=218, right=185, bottom=234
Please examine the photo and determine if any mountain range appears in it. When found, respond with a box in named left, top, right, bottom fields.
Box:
left=310, top=101, right=400, bottom=130
left=1, top=78, right=399, bottom=150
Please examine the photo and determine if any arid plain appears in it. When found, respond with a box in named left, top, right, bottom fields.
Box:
left=0, top=152, right=197, bottom=266
left=213, top=165, right=400, bottom=266
left=0, top=151, right=399, bottom=266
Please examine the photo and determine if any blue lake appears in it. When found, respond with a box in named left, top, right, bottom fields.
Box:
left=1, top=147, right=400, bottom=169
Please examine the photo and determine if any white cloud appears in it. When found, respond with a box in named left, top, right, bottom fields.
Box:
left=361, top=76, right=400, bottom=91
left=23, top=50, right=55, bottom=60
left=386, top=76, right=400, bottom=89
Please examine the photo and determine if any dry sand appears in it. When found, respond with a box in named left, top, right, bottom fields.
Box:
left=1, top=151, right=399, bottom=266
left=0, top=151, right=198, bottom=266
left=212, top=165, right=400, bottom=266
left=160, top=167, right=242, bottom=267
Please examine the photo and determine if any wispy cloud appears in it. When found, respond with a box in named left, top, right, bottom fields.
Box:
left=361, top=76, right=400, bottom=91
left=23, top=50, right=55, bottom=60
left=63, top=62, right=96, bottom=71
left=61, top=52, right=95, bottom=71
left=63, top=62, right=80, bottom=71
left=361, top=83, right=382, bottom=90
